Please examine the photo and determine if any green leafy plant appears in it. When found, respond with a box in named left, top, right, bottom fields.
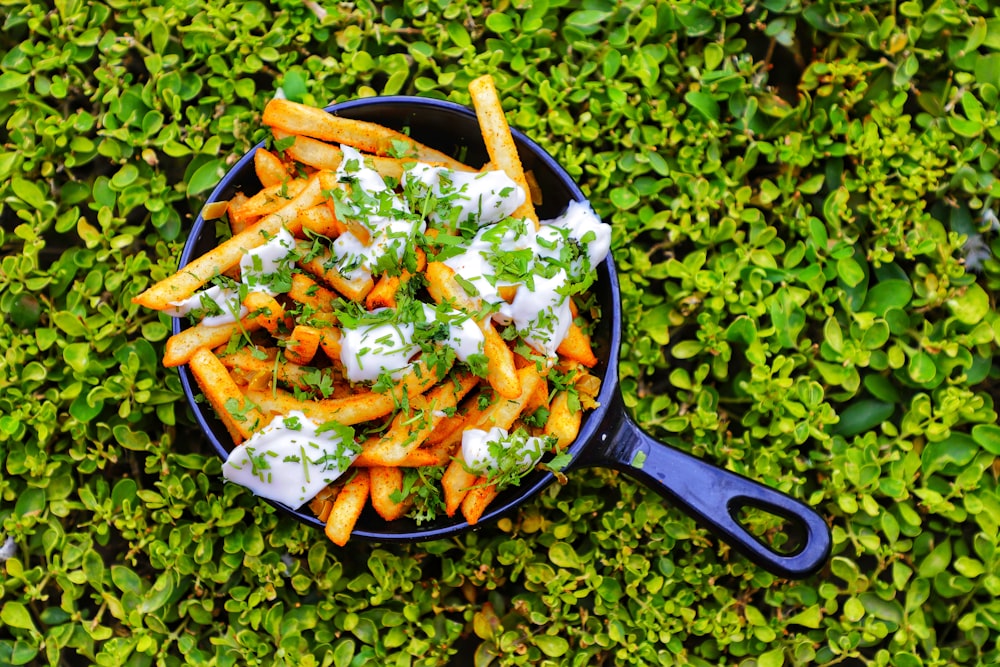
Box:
left=2, top=0, right=998, bottom=665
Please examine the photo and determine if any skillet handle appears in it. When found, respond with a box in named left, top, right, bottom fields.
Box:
left=574, top=396, right=831, bottom=579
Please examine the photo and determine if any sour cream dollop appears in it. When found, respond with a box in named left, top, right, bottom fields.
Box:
left=222, top=411, right=360, bottom=508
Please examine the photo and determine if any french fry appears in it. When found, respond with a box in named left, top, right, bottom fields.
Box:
left=461, top=481, right=498, bottom=526
left=264, top=98, right=469, bottom=170
left=284, top=324, right=321, bottom=365
left=231, top=179, right=309, bottom=226
left=200, top=199, right=229, bottom=221
left=254, top=147, right=291, bottom=188
left=188, top=348, right=265, bottom=443
left=287, top=273, right=337, bottom=313
left=243, top=292, right=288, bottom=335
left=442, top=365, right=543, bottom=516
left=163, top=318, right=262, bottom=368
left=557, top=300, right=598, bottom=367
left=425, top=262, right=520, bottom=399
left=274, top=129, right=443, bottom=181
left=468, top=74, right=538, bottom=225
left=353, top=372, right=479, bottom=467
left=325, top=470, right=369, bottom=547
left=369, top=467, right=414, bottom=521
left=309, top=485, right=339, bottom=523
left=246, top=358, right=450, bottom=426
left=297, top=203, right=343, bottom=238
left=365, top=247, right=426, bottom=311
left=317, top=325, right=343, bottom=363
left=226, top=192, right=251, bottom=235
left=544, top=391, right=582, bottom=450
left=133, top=174, right=325, bottom=310
left=296, top=241, right=375, bottom=303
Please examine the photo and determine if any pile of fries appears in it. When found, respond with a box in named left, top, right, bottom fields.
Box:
left=135, top=75, right=604, bottom=546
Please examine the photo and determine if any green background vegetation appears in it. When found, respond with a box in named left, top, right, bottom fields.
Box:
left=2, top=0, right=999, bottom=665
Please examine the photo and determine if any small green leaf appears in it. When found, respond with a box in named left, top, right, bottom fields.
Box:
left=534, top=635, right=569, bottom=658
left=907, top=351, right=937, bottom=384
left=862, top=280, right=912, bottom=316
left=836, top=257, right=865, bottom=287
left=548, top=542, right=581, bottom=569
left=1, top=602, right=37, bottom=632
left=971, top=424, right=1000, bottom=454
left=832, top=400, right=894, bottom=437
left=684, top=91, right=720, bottom=120
left=948, top=283, right=989, bottom=325
left=187, top=159, right=227, bottom=196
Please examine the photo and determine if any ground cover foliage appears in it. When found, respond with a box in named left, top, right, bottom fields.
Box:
left=1, top=0, right=999, bottom=664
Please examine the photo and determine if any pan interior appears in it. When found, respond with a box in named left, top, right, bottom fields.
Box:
left=175, top=97, right=621, bottom=540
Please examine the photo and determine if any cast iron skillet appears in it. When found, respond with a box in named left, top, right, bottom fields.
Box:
left=174, top=96, right=832, bottom=579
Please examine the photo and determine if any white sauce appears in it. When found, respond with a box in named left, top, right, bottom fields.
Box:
left=330, top=146, right=424, bottom=279
left=338, top=304, right=486, bottom=383
left=440, top=203, right=611, bottom=362
left=404, top=164, right=525, bottom=228
left=222, top=411, right=359, bottom=507
left=461, top=427, right=548, bottom=476
left=339, top=319, right=418, bottom=383
left=169, top=227, right=297, bottom=325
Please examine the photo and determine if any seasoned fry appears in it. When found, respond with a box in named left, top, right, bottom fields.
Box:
left=353, top=372, right=479, bottom=467
left=231, top=179, right=309, bottom=226
left=325, top=470, right=370, bottom=546
left=369, top=467, right=414, bottom=521
left=297, top=203, right=343, bottom=238
left=274, top=129, right=451, bottom=181
left=163, top=318, right=262, bottom=368
left=246, top=358, right=450, bottom=426
left=134, top=174, right=325, bottom=310
left=442, top=365, right=543, bottom=516
left=460, top=481, right=498, bottom=526
left=544, top=391, right=582, bottom=450
left=264, top=99, right=469, bottom=170
left=189, top=348, right=265, bottom=442
left=227, top=192, right=251, bottom=235
left=296, top=241, right=375, bottom=303
left=425, top=261, right=520, bottom=399
left=284, top=324, right=321, bottom=365
left=468, top=74, right=538, bottom=225
left=287, top=272, right=337, bottom=312
left=254, top=147, right=291, bottom=188
left=366, top=247, right=426, bottom=311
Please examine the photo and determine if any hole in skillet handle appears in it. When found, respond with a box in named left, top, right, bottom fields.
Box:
left=174, top=96, right=621, bottom=541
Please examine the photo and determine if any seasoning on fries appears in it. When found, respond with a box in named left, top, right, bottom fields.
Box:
left=135, top=75, right=611, bottom=546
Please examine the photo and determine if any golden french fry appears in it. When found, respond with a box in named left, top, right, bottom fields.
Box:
left=325, top=470, right=370, bottom=547
left=317, top=325, right=342, bottom=363
left=557, top=300, right=598, bottom=367
left=296, top=241, right=375, bottom=303
left=461, top=481, right=498, bottom=526
left=188, top=348, right=265, bottom=443
left=297, top=203, right=342, bottom=238
left=369, top=467, right=414, bottom=521
left=353, top=372, right=479, bottom=467
left=544, top=391, right=582, bottom=450
left=246, top=358, right=449, bottom=426
left=243, top=292, right=288, bottom=335
left=163, top=318, right=263, bottom=368
left=200, top=199, right=229, bottom=221
left=284, top=324, right=321, bottom=365
left=557, top=323, right=598, bottom=368
left=133, top=174, right=325, bottom=310
left=468, top=74, right=538, bottom=225
left=425, top=262, right=520, bottom=399
left=524, top=169, right=542, bottom=206
left=365, top=247, right=426, bottom=311
left=287, top=272, right=337, bottom=313
left=442, top=365, right=542, bottom=515
left=274, top=129, right=440, bottom=181
left=227, top=192, right=251, bottom=235
left=254, top=147, right=291, bottom=188
left=232, top=179, right=308, bottom=225
left=264, top=98, right=469, bottom=170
